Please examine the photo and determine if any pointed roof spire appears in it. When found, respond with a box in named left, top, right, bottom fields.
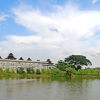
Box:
left=46, top=59, right=53, bottom=64
left=6, top=53, right=16, bottom=60
left=0, top=56, right=2, bottom=59
left=19, top=57, right=24, bottom=60
left=27, top=58, right=32, bottom=61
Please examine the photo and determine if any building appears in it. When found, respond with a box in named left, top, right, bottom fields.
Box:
left=0, top=53, right=54, bottom=69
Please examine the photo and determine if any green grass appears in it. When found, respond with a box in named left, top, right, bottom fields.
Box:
left=1, top=67, right=100, bottom=79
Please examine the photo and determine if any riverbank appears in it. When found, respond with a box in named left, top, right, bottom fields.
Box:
left=1, top=67, right=100, bottom=79
left=0, top=73, right=51, bottom=79
left=1, top=72, right=100, bottom=80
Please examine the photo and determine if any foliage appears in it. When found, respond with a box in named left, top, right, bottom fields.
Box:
left=57, top=60, right=75, bottom=71
left=5, top=68, right=10, bottom=73
left=36, top=69, right=41, bottom=74
left=1, top=66, right=100, bottom=78
left=0, top=68, right=3, bottom=73
left=56, top=60, right=66, bottom=71
left=17, top=67, right=25, bottom=74
left=10, top=69, right=15, bottom=74
left=77, top=68, right=100, bottom=75
left=26, top=67, right=35, bottom=74
left=41, top=68, right=51, bottom=74
left=66, top=67, right=77, bottom=74
left=41, top=68, right=65, bottom=77
left=65, top=55, right=92, bottom=70
left=50, top=68, right=62, bottom=76
left=31, top=68, right=35, bottom=74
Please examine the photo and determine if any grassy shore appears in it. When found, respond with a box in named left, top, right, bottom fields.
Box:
left=1, top=67, right=100, bottom=79
left=0, top=67, right=69, bottom=79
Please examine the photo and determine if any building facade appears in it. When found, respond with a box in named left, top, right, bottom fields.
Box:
left=0, top=53, right=54, bottom=69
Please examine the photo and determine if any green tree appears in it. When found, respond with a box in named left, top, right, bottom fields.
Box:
left=17, top=67, right=25, bottom=74
left=56, top=60, right=66, bottom=71
left=36, top=69, right=41, bottom=74
left=26, top=67, right=35, bottom=74
left=51, top=68, right=62, bottom=76
left=57, top=60, right=75, bottom=71
left=65, top=55, right=92, bottom=70
left=66, top=67, right=77, bottom=74
left=26, top=68, right=31, bottom=74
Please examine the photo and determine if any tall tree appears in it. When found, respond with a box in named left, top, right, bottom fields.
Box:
left=56, top=60, right=74, bottom=71
left=65, top=55, right=92, bottom=70
left=56, top=60, right=66, bottom=71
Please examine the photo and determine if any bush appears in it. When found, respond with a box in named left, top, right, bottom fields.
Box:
left=41, top=68, right=51, bottom=74
left=26, top=67, right=35, bottom=74
left=31, top=68, right=35, bottom=74
left=66, top=67, right=77, bottom=74
left=26, top=68, right=31, bottom=74
left=10, top=69, right=15, bottom=74
left=5, top=68, right=10, bottom=73
left=17, top=67, right=25, bottom=74
left=0, top=68, right=3, bottom=73
left=36, top=69, right=41, bottom=74
left=51, top=68, right=62, bottom=76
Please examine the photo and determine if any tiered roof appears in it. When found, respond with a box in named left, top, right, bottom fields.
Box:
left=19, top=57, right=24, bottom=60
left=47, top=59, right=53, bottom=64
left=27, top=58, right=32, bottom=61
left=0, top=53, right=53, bottom=64
left=6, top=53, right=16, bottom=60
left=0, top=56, right=2, bottom=59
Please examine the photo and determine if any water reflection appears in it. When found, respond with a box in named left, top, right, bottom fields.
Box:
left=0, top=78, right=100, bottom=100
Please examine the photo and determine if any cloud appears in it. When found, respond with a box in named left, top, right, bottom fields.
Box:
left=92, top=0, right=98, bottom=4
left=0, top=3, right=100, bottom=67
left=12, top=5, right=100, bottom=39
left=0, top=13, right=9, bottom=21
left=7, top=35, right=41, bottom=44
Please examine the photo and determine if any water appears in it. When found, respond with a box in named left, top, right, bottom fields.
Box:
left=0, top=78, right=100, bottom=100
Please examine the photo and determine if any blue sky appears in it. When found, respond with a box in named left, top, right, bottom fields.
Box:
left=0, top=0, right=100, bottom=67
left=0, top=0, right=100, bottom=39
left=1, top=0, right=100, bottom=39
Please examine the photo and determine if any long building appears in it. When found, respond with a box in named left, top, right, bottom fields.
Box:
left=0, top=53, right=54, bottom=69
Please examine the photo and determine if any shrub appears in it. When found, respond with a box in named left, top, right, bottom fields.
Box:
left=66, top=67, right=77, bottom=74
left=0, top=68, right=3, bottom=73
left=41, top=68, right=51, bottom=74
left=31, top=68, right=35, bottom=74
left=36, top=69, right=41, bottom=74
left=51, top=68, right=62, bottom=76
left=26, top=67, right=35, bottom=74
left=10, top=69, right=15, bottom=74
left=26, top=68, right=31, bottom=74
left=5, top=68, right=10, bottom=73
left=17, top=67, right=25, bottom=74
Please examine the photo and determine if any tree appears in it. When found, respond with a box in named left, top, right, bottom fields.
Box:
left=65, top=55, right=92, bottom=70
left=56, top=60, right=66, bottom=71
left=36, top=69, right=41, bottom=74
left=57, top=60, right=74, bottom=71
left=17, top=67, right=25, bottom=74
left=26, top=67, right=35, bottom=74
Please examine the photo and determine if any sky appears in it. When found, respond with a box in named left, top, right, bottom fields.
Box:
left=0, top=0, right=100, bottom=67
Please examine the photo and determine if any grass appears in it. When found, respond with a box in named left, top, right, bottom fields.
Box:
left=1, top=67, right=100, bottom=79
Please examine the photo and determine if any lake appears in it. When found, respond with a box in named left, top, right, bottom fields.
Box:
left=0, top=78, right=100, bottom=100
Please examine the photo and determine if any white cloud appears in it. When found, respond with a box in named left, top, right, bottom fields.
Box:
left=0, top=14, right=9, bottom=21
left=92, top=0, right=98, bottom=4
left=1, top=4, right=100, bottom=67
left=12, top=5, right=100, bottom=39
left=8, top=35, right=41, bottom=44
